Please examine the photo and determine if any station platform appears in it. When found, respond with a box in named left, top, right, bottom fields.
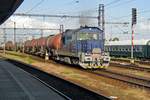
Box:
left=0, top=58, right=66, bottom=100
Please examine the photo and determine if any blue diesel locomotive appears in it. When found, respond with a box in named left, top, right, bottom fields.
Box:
left=50, top=26, right=110, bottom=68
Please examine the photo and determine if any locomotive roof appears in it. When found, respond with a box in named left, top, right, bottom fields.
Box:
left=65, top=26, right=103, bottom=33
left=105, top=39, right=150, bottom=46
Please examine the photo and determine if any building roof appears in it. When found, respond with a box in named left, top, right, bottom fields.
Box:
left=105, top=39, right=150, bottom=46
left=0, top=0, right=23, bottom=25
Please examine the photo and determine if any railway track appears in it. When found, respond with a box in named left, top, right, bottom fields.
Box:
left=7, top=59, right=110, bottom=100
left=90, top=69, right=150, bottom=89
left=110, top=61, right=150, bottom=72
left=3, top=52, right=150, bottom=90
left=7, top=51, right=150, bottom=71
left=6, top=51, right=150, bottom=72
left=111, top=58, right=150, bottom=67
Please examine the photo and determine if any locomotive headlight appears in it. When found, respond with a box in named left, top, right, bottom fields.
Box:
left=84, top=56, right=92, bottom=61
left=85, top=53, right=91, bottom=56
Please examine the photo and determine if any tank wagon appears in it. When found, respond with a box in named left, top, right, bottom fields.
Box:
left=24, top=26, right=110, bottom=69
left=36, top=37, right=48, bottom=56
left=5, top=41, right=14, bottom=51
left=105, top=40, right=150, bottom=59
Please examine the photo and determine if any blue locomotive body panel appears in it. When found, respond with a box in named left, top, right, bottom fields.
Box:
left=75, top=40, right=104, bottom=53
left=57, top=27, right=104, bottom=58
left=56, top=26, right=110, bottom=68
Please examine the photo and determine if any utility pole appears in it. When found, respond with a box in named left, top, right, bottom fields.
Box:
left=98, top=4, right=105, bottom=32
left=22, top=24, right=25, bottom=54
left=41, top=16, right=45, bottom=38
left=3, top=28, right=6, bottom=54
left=14, top=22, right=16, bottom=51
left=131, top=8, right=137, bottom=63
left=98, top=4, right=105, bottom=50
left=60, top=24, right=64, bottom=33
left=41, top=29, right=43, bottom=37
left=32, top=35, right=35, bottom=39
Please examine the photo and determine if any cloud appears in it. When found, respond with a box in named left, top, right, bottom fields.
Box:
left=5, top=16, right=59, bottom=29
left=104, top=19, right=150, bottom=41
left=135, top=20, right=150, bottom=34
left=0, top=16, right=61, bottom=41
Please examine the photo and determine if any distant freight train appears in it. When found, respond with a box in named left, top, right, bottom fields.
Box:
left=23, top=26, right=110, bottom=69
left=4, top=41, right=23, bottom=51
left=5, top=41, right=14, bottom=51
left=105, top=40, right=150, bottom=59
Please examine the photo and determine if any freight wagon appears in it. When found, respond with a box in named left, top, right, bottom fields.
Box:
left=5, top=41, right=14, bottom=51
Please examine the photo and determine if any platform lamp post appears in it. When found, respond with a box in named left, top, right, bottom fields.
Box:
left=131, top=8, right=137, bottom=63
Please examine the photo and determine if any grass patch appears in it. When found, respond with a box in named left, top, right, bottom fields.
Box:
left=25, top=56, right=35, bottom=64
left=0, top=51, right=36, bottom=64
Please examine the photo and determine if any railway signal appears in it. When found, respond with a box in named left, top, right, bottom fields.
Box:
left=131, top=8, right=137, bottom=63
left=132, top=8, right=137, bottom=25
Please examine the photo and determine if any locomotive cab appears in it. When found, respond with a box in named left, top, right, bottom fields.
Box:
left=76, top=27, right=110, bottom=68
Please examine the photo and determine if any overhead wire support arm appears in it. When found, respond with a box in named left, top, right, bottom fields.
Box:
left=13, top=13, right=97, bottom=19
left=0, top=27, right=60, bottom=30
left=13, top=13, right=129, bottom=25
left=105, top=22, right=129, bottom=24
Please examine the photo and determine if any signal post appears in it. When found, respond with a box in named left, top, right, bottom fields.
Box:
left=131, top=8, right=137, bottom=63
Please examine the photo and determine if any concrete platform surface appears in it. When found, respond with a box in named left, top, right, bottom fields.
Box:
left=0, top=58, right=66, bottom=100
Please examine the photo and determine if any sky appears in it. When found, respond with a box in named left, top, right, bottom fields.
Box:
left=1, top=0, right=150, bottom=42
left=15, top=0, right=150, bottom=20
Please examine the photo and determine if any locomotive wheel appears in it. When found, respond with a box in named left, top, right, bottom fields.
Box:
left=71, top=58, right=79, bottom=65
